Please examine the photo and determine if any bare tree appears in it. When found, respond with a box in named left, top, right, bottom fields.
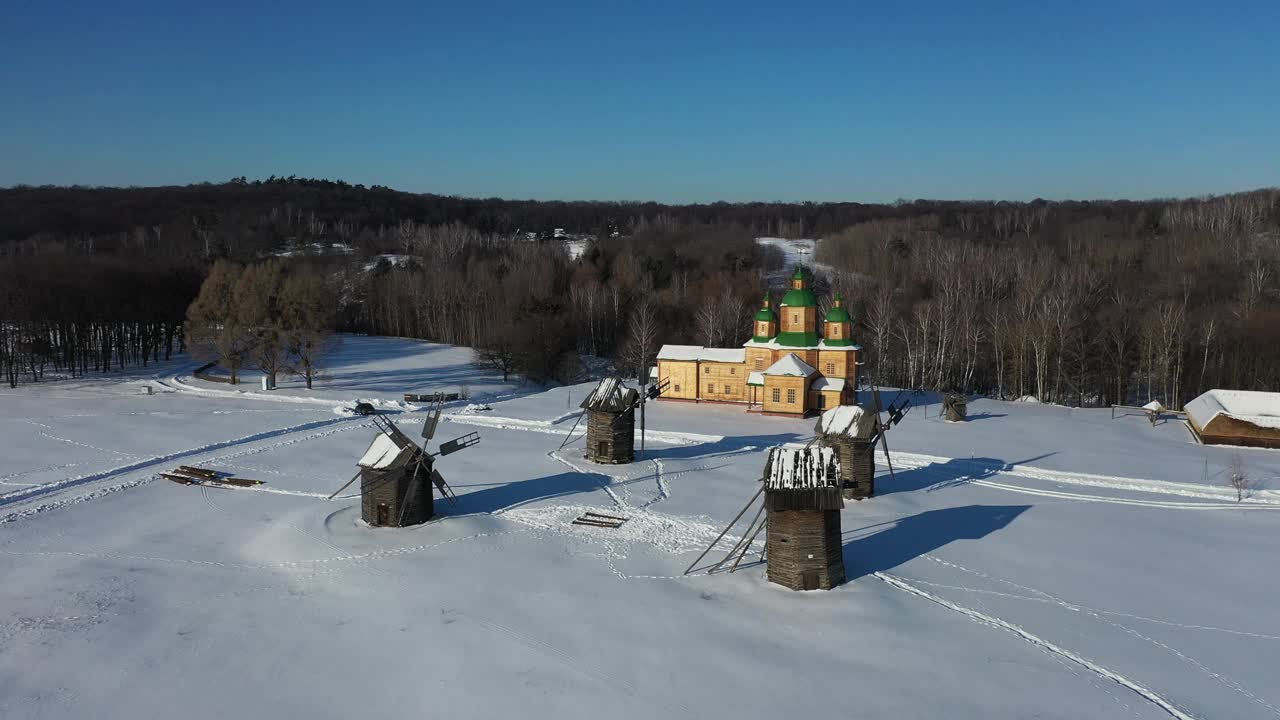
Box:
left=1227, top=455, right=1259, bottom=502
left=621, top=299, right=659, bottom=384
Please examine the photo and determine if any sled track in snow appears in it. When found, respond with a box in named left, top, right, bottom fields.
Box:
left=892, top=451, right=1280, bottom=510
left=0, top=416, right=369, bottom=524
left=875, top=572, right=1198, bottom=720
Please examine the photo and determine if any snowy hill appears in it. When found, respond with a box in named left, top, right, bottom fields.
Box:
left=2, top=336, right=1279, bottom=719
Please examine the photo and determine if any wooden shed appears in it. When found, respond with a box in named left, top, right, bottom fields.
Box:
left=582, top=377, right=640, bottom=464
left=357, top=431, right=434, bottom=527
left=763, top=447, right=846, bottom=591
left=815, top=405, right=876, bottom=500
left=1185, top=389, right=1280, bottom=449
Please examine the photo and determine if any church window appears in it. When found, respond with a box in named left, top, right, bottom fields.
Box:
left=771, top=388, right=781, bottom=402
left=786, top=389, right=796, bottom=403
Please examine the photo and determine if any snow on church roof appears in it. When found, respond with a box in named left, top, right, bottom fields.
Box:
left=656, top=345, right=745, bottom=363
left=763, top=353, right=817, bottom=377
left=699, top=348, right=746, bottom=363
left=1186, top=389, right=1280, bottom=431
left=657, top=345, right=703, bottom=361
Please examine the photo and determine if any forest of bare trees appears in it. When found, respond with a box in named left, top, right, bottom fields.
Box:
left=0, top=257, right=199, bottom=388
left=3, top=179, right=1278, bottom=409
left=817, top=190, right=1280, bottom=408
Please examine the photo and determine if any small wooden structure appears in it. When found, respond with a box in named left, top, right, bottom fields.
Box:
left=356, top=427, right=435, bottom=527
left=816, top=405, right=876, bottom=500
left=581, top=377, right=640, bottom=464
left=1185, top=389, right=1280, bottom=448
left=942, top=393, right=967, bottom=422
left=763, top=447, right=846, bottom=591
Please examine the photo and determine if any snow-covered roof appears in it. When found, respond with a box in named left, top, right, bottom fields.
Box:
left=699, top=348, right=746, bottom=363
left=747, top=371, right=765, bottom=386
left=1185, top=389, right=1280, bottom=431
left=811, top=377, right=846, bottom=392
left=817, top=404, right=875, bottom=439
left=580, top=377, right=639, bottom=412
left=742, top=338, right=860, bottom=352
left=657, top=345, right=703, bottom=361
left=764, top=353, right=817, bottom=377
left=764, top=446, right=840, bottom=490
left=358, top=433, right=413, bottom=470
left=656, top=345, right=746, bottom=363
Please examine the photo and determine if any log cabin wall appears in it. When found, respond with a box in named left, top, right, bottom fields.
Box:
left=586, top=408, right=635, bottom=463
left=765, top=508, right=846, bottom=590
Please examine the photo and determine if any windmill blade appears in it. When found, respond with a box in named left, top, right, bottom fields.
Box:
left=430, top=467, right=458, bottom=506
left=421, top=400, right=443, bottom=441
left=438, top=432, right=480, bottom=456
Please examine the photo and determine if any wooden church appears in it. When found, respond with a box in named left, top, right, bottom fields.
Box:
left=655, top=266, right=861, bottom=416
left=763, top=446, right=847, bottom=590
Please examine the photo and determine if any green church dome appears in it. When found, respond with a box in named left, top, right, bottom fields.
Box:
left=825, top=295, right=851, bottom=324
left=753, top=294, right=776, bottom=322
left=780, top=266, right=817, bottom=308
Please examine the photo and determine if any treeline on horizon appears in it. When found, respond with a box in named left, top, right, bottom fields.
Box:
left=2, top=178, right=1277, bottom=410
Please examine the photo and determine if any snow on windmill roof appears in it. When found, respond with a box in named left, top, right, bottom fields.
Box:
left=1186, top=389, right=1280, bottom=431
left=764, top=446, right=840, bottom=490
left=763, top=353, right=817, bottom=377
left=580, top=377, right=640, bottom=412
left=817, top=404, right=875, bottom=439
left=358, top=433, right=415, bottom=470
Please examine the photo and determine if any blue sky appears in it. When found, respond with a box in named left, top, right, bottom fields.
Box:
left=2, top=0, right=1277, bottom=202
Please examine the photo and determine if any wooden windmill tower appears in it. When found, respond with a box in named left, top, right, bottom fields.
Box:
left=328, top=402, right=479, bottom=527
left=561, top=377, right=669, bottom=464
left=815, top=404, right=877, bottom=499
left=762, top=446, right=846, bottom=590
left=685, top=445, right=845, bottom=591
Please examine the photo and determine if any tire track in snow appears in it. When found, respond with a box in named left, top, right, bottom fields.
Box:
left=874, top=572, right=1199, bottom=720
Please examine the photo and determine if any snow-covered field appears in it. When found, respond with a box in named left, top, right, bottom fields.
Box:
left=3, top=336, right=1279, bottom=719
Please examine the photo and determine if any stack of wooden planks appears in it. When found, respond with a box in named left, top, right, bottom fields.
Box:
left=571, top=511, right=628, bottom=529
left=161, top=465, right=265, bottom=488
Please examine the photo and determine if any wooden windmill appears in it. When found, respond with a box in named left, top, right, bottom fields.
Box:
left=559, top=377, right=669, bottom=463
left=685, top=445, right=846, bottom=590
left=328, top=401, right=480, bottom=527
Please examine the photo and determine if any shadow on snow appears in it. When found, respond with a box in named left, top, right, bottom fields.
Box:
left=877, top=453, right=1057, bottom=495
left=842, top=504, right=1030, bottom=581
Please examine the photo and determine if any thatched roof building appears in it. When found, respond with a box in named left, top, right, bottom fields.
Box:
left=815, top=405, right=876, bottom=500
left=1185, top=390, right=1280, bottom=448
left=581, top=377, right=640, bottom=464
left=763, top=446, right=846, bottom=590
left=357, top=431, right=434, bottom=527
